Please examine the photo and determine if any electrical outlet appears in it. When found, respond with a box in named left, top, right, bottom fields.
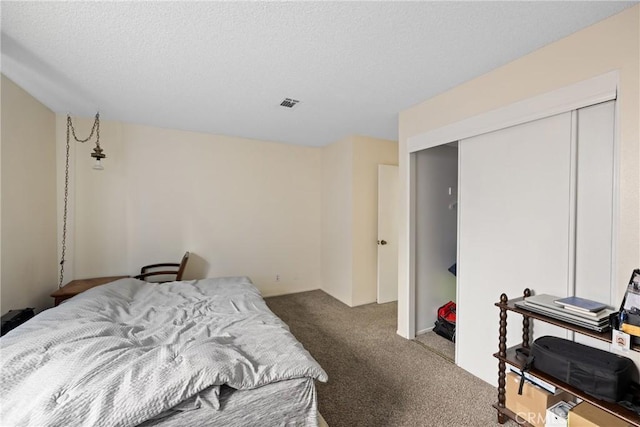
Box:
left=276, top=274, right=280, bottom=281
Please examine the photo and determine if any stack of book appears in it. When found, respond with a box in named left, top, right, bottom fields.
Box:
left=515, top=294, right=613, bottom=332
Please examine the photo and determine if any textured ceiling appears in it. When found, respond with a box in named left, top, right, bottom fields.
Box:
left=1, top=1, right=636, bottom=147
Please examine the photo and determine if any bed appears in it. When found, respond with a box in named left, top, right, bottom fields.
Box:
left=0, top=277, right=327, bottom=426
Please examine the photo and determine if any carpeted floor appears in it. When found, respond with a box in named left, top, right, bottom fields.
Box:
left=414, top=331, right=455, bottom=363
left=266, top=290, right=516, bottom=427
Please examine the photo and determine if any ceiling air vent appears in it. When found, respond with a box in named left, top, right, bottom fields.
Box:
left=280, top=98, right=300, bottom=108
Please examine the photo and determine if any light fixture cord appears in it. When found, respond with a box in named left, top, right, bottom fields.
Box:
left=58, top=113, right=101, bottom=289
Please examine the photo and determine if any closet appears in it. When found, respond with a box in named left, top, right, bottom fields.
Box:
left=414, top=145, right=458, bottom=351
left=411, top=96, right=616, bottom=385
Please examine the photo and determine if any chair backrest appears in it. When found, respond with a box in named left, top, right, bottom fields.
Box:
left=175, top=252, right=190, bottom=280
left=134, top=251, right=190, bottom=283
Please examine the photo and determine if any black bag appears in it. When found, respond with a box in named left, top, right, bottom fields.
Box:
left=1, top=308, right=35, bottom=336
left=433, top=301, right=456, bottom=342
left=433, top=319, right=455, bottom=342
left=524, top=336, right=637, bottom=402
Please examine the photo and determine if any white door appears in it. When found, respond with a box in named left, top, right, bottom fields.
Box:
left=377, top=165, right=399, bottom=303
left=574, top=101, right=615, bottom=303
left=573, top=100, right=615, bottom=351
left=457, top=112, right=573, bottom=385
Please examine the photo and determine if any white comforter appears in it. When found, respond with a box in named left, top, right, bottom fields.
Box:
left=0, top=277, right=327, bottom=427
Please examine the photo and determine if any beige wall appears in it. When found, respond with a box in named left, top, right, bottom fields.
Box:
left=397, top=6, right=640, bottom=337
left=61, top=119, right=323, bottom=297
left=68, top=121, right=397, bottom=304
left=2, top=76, right=397, bottom=308
left=321, top=135, right=398, bottom=307
left=1, top=75, right=57, bottom=313
left=321, top=137, right=353, bottom=305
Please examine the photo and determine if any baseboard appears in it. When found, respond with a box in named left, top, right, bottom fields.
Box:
left=261, top=287, right=321, bottom=298
left=416, top=326, right=434, bottom=336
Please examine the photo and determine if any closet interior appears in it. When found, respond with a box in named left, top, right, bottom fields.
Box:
left=414, top=143, right=459, bottom=360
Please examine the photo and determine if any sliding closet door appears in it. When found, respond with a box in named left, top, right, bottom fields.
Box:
left=574, top=101, right=615, bottom=302
left=457, top=112, right=572, bottom=385
left=573, top=101, right=615, bottom=350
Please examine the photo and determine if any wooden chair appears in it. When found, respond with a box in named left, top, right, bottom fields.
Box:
left=134, top=252, right=190, bottom=283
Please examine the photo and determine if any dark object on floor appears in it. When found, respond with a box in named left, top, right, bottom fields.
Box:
left=526, top=335, right=637, bottom=402
left=434, top=301, right=456, bottom=342
left=448, top=263, right=457, bottom=276
left=1, top=308, right=35, bottom=336
left=433, top=318, right=456, bottom=342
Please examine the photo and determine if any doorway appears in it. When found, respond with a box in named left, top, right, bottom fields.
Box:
left=413, top=144, right=458, bottom=361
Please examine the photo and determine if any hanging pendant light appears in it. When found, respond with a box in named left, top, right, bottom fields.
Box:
left=91, top=145, right=106, bottom=170
left=67, top=112, right=105, bottom=171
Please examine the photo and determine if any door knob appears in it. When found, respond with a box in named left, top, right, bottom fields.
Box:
left=379, top=240, right=387, bottom=245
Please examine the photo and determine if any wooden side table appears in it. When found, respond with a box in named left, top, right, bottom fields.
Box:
left=51, top=276, right=129, bottom=306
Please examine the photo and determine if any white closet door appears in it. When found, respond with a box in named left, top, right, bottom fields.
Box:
left=457, top=112, right=572, bottom=385
left=573, top=101, right=615, bottom=350
left=574, top=101, right=615, bottom=303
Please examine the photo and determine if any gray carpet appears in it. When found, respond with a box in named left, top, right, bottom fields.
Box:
left=414, top=331, right=455, bottom=363
left=266, top=290, right=515, bottom=427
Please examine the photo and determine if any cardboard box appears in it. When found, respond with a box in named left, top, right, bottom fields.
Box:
left=621, top=323, right=640, bottom=346
left=568, top=402, right=630, bottom=427
left=546, top=400, right=576, bottom=427
left=506, top=372, right=573, bottom=427
left=507, top=363, right=556, bottom=393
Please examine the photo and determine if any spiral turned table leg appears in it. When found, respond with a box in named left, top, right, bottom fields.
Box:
left=497, top=293, right=508, bottom=424
left=522, top=288, right=531, bottom=349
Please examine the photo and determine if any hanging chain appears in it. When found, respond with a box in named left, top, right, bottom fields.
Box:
left=68, top=113, right=100, bottom=145
left=59, top=119, right=70, bottom=288
left=58, top=113, right=100, bottom=288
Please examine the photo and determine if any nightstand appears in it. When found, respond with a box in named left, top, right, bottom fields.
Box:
left=51, top=276, right=129, bottom=306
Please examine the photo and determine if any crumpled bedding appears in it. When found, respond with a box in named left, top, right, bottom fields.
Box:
left=0, top=277, right=327, bottom=427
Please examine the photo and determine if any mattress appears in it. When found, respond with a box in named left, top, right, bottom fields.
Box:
left=0, top=277, right=327, bottom=427
left=142, top=377, right=319, bottom=427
